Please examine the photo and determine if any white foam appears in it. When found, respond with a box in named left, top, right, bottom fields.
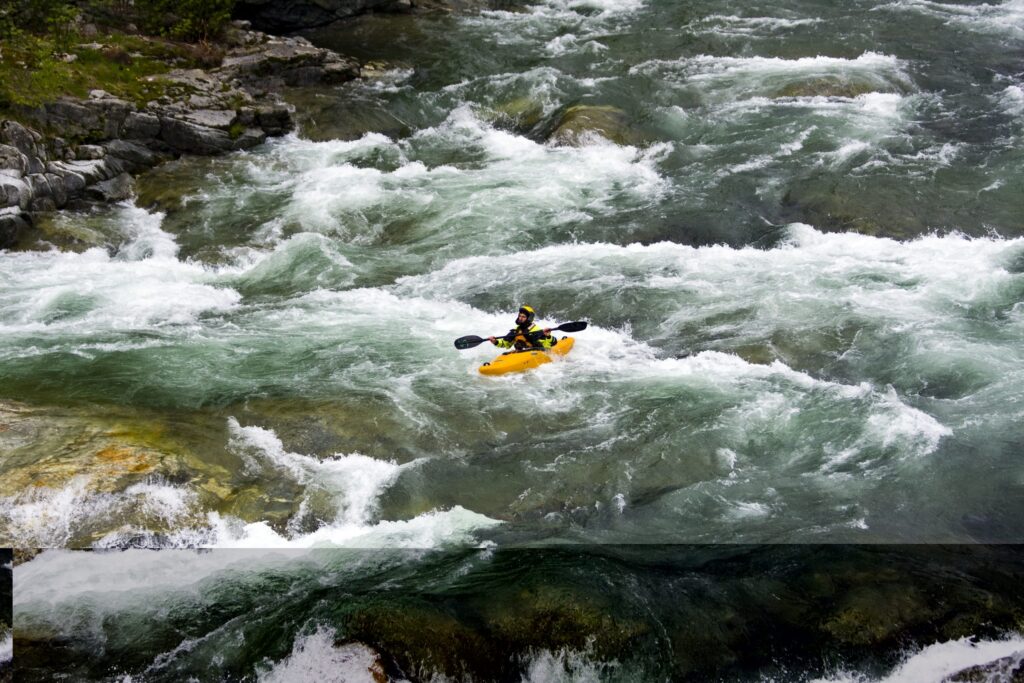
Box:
left=227, top=418, right=405, bottom=527
left=813, top=634, right=1024, bottom=683
left=0, top=207, right=240, bottom=339
left=0, top=632, right=11, bottom=665
left=878, top=0, right=1024, bottom=39
left=257, top=626, right=397, bottom=683
left=522, top=647, right=619, bottom=682
left=228, top=108, right=668, bottom=253
left=692, top=14, right=824, bottom=37
left=998, top=84, right=1024, bottom=115
left=0, top=476, right=201, bottom=548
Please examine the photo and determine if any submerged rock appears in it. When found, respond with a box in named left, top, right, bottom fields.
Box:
left=944, top=651, right=1024, bottom=682
left=547, top=104, right=637, bottom=146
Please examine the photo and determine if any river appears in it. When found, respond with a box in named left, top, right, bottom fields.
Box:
left=3, top=0, right=1024, bottom=680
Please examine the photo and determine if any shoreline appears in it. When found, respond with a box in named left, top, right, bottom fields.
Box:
left=1, top=21, right=378, bottom=249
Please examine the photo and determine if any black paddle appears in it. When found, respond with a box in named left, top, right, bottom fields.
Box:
left=454, top=321, right=588, bottom=350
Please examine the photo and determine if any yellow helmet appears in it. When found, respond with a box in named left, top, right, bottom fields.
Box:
left=518, top=305, right=536, bottom=326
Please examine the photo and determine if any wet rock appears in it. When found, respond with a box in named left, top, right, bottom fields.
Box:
left=159, top=117, right=234, bottom=154
left=944, top=651, right=1024, bottom=682
left=86, top=171, right=135, bottom=202
left=103, top=139, right=160, bottom=170
left=0, top=208, right=31, bottom=248
left=0, top=175, right=31, bottom=209
left=488, top=96, right=545, bottom=132
left=75, top=144, right=106, bottom=160
left=0, top=144, right=28, bottom=174
left=548, top=104, right=636, bottom=146
left=120, top=111, right=162, bottom=140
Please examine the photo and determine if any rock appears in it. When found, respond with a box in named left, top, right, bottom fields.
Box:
left=0, top=145, right=27, bottom=174
left=30, top=196, right=57, bottom=212
left=183, top=109, right=237, bottom=130
left=232, top=127, right=268, bottom=149
left=0, top=120, right=42, bottom=157
left=548, top=104, right=635, bottom=146
left=89, top=89, right=112, bottom=100
left=0, top=208, right=30, bottom=248
left=0, top=175, right=30, bottom=209
left=256, top=103, right=294, bottom=136
left=121, top=112, right=162, bottom=140
left=943, top=650, right=1024, bottom=681
left=159, top=117, right=233, bottom=154
left=103, top=139, right=159, bottom=170
left=76, top=144, right=106, bottom=160
left=86, top=172, right=134, bottom=202
left=44, top=173, right=68, bottom=207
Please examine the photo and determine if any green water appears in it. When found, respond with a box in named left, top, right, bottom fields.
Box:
left=4, top=0, right=1024, bottom=679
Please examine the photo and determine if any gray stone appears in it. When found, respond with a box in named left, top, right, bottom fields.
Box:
left=87, top=172, right=134, bottom=202
left=0, top=121, right=41, bottom=157
left=159, top=117, right=233, bottom=154
left=121, top=112, right=162, bottom=140
left=183, top=109, right=237, bottom=130
left=0, top=176, right=31, bottom=209
left=26, top=173, right=52, bottom=199
left=256, top=103, right=294, bottom=135
left=232, top=127, right=268, bottom=149
left=0, top=208, right=30, bottom=249
left=45, top=173, right=68, bottom=207
left=103, top=140, right=158, bottom=169
left=39, top=100, right=103, bottom=139
left=30, top=196, right=57, bottom=212
left=60, top=159, right=110, bottom=185
left=0, top=144, right=27, bottom=174
left=76, top=144, right=106, bottom=160
left=26, top=156, right=45, bottom=175
left=60, top=169, right=87, bottom=196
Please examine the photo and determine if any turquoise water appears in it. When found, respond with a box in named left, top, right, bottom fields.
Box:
left=4, top=0, right=1024, bottom=679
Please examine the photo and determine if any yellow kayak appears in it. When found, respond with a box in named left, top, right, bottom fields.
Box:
left=479, top=337, right=575, bottom=376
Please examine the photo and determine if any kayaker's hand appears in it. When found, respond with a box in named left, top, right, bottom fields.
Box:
left=488, top=336, right=497, bottom=344
left=543, top=328, right=551, bottom=335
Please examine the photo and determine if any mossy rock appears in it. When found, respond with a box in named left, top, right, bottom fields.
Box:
left=548, top=104, right=637, bottom=146
left=343, top=603, right=492, bottom=678
left=483, top=96, right=545, bottom=133
left=821, top=584, right=935, bottom=646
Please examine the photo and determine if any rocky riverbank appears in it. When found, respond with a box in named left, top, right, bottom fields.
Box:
left=0, top=22, right=366, bottom=249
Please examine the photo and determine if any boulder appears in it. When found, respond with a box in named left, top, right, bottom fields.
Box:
left=0, top=120, right=42, bottom=157
left=0, top=144, right=27, bottom=174
left=0, top=208, right=30, bottom=248
left=0, top=175, right=31, bottom=209
left=183, top=109, right=237, bottom=130
left=86, top=172, right=134, bottom=202
left=103, top=139, right=159, bottom=170
left=159, top=117, right=234, bottom=154
left=548, top=104, right=635, bottom=146
left=120, top=112, right=162, bottom=140
left=76, top=144, right=106, bottom=160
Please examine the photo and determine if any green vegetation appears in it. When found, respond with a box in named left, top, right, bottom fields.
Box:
left=0, top=0, right=235, bottom=114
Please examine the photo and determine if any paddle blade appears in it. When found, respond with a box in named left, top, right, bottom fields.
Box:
left=554, top=321, right=588, bottom=333
left=454, top=335, right=487, bottom=350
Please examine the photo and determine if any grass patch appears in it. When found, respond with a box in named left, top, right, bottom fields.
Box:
left=0, top=29, right=224, bottom=118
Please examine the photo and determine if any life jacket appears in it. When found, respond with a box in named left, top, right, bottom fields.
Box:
left=496, top=323, right=556, bottom=351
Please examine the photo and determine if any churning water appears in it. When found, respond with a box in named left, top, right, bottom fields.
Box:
left=3, top=0, right=1024, bottom=680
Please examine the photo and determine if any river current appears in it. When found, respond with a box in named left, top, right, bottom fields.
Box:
left=3, top=0, right=1024, bottom=680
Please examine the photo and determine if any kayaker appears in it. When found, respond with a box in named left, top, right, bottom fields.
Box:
left=488, top=305, right=557, bottom=351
